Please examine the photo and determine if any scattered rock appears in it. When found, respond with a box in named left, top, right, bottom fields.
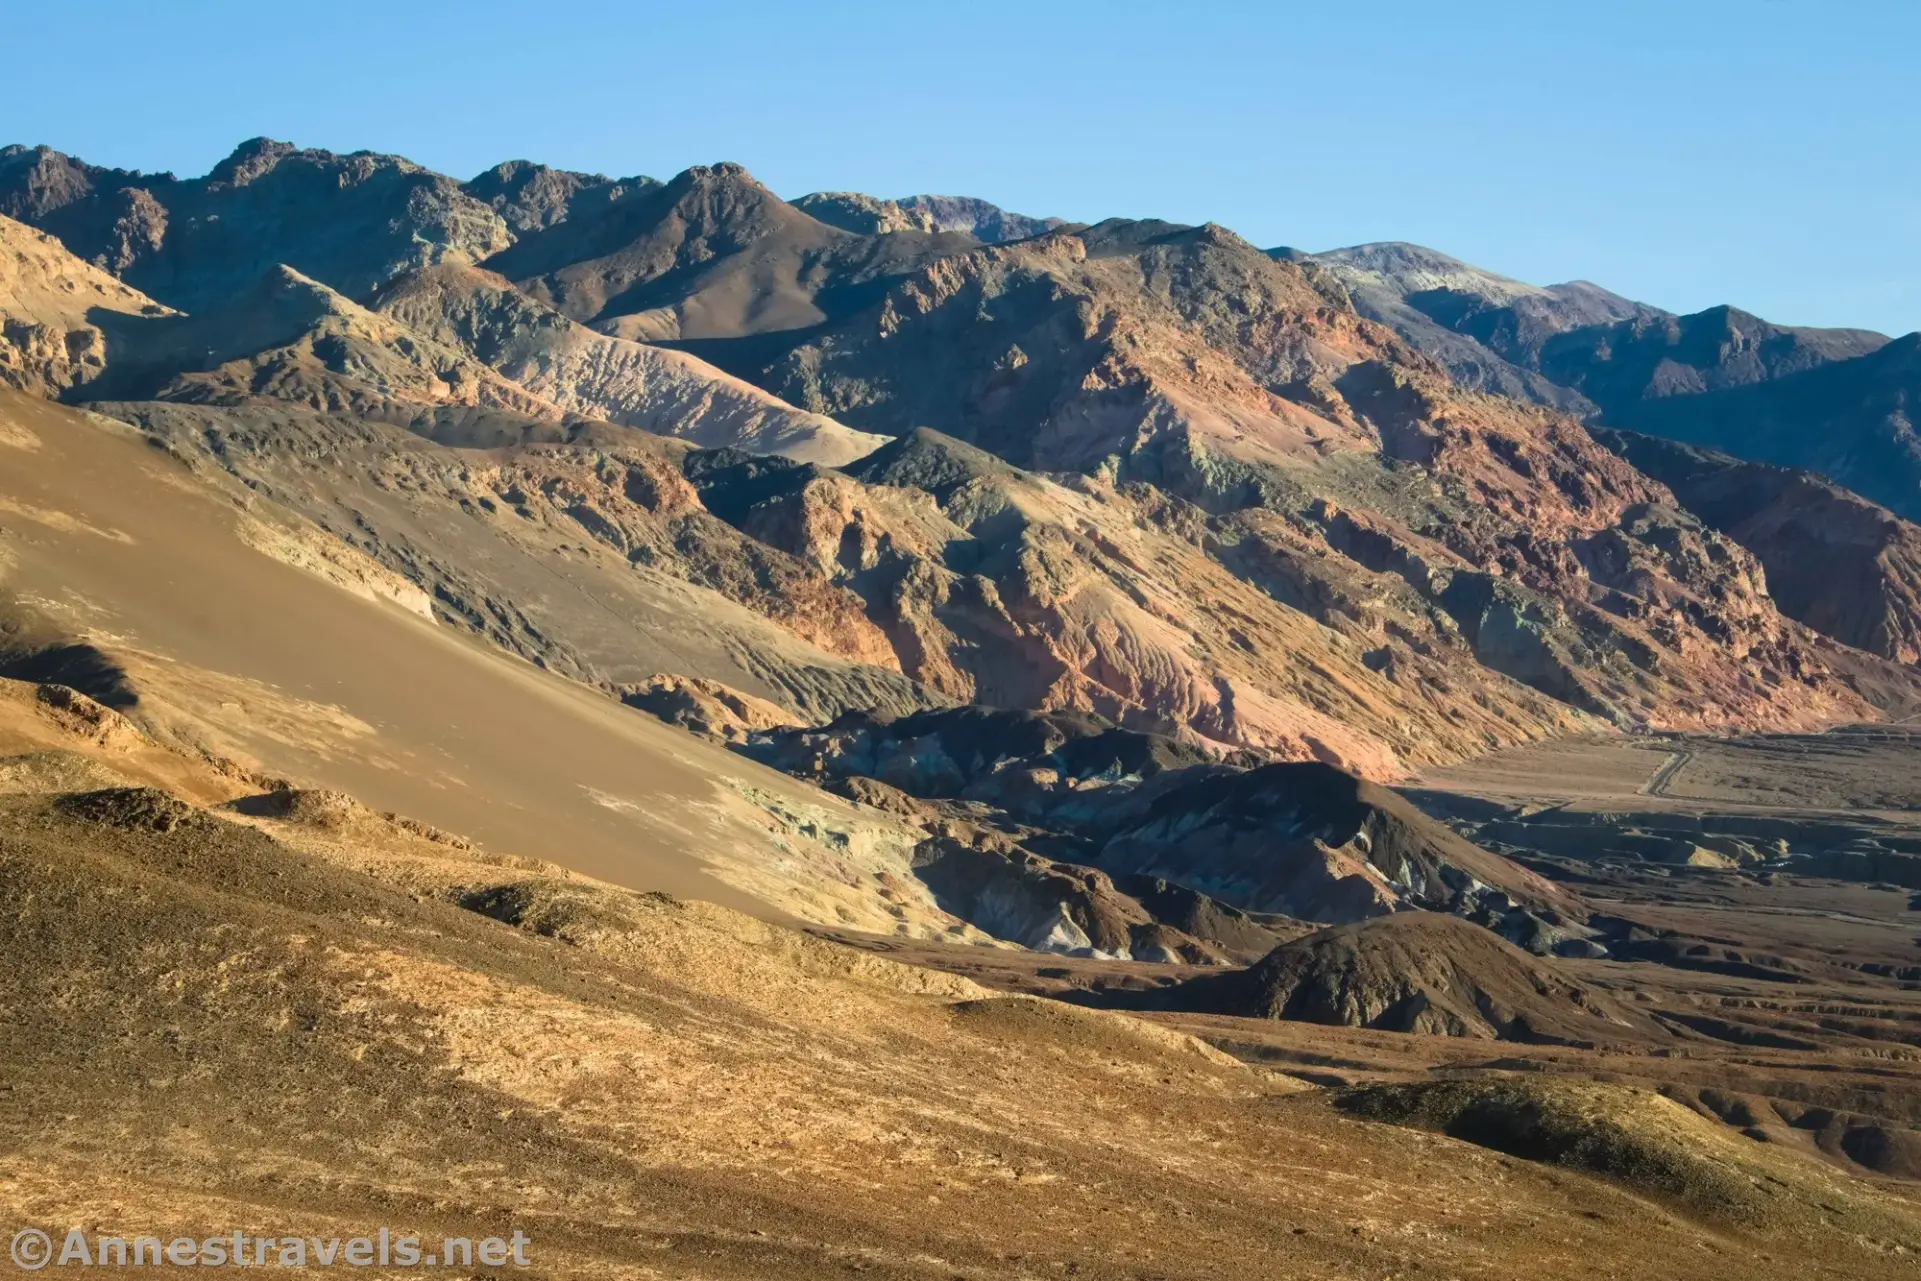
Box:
left=613, top=673, right=797, bottom=742
left=54, top=786, right=207, bottom=833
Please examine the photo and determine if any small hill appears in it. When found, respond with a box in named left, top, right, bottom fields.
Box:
left=1099, top=762, right=1581, bottom=926
left=1337, top=1078, right=1914, bottom=1234
left=610, top=673, right=797, bottom=743
left=907, top=827, right=1303, bottom=963
left=1164, top=911, right=1657, bottom=1043
left=746, top=704, right=1219, bottom=801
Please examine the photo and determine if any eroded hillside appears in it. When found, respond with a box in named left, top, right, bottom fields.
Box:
left=5, top=140, right=1915, bottom=779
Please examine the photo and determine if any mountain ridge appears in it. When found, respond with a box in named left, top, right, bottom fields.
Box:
left=4, top=137, right=1917, bottom=785
left=7, top=136, right=1921, bottom=1274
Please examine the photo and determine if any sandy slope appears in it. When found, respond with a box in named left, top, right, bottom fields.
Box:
left=0, top=389, right=957, bottom=936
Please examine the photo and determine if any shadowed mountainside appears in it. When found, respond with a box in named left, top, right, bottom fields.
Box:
left=1294, top=236, right=1913, bottom=532
left=1594, top=426, right=1921, bottom=663
left=1287, top=241, right=1659, bottom=411
left=0, top=213, right=173, bottom=396
left=1606, top=334, right=1921, bottom=525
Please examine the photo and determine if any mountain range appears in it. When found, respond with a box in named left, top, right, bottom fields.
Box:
left=4, top=136, right=1919, bottom=780
left=6, top=134, right=1921, bottom=1276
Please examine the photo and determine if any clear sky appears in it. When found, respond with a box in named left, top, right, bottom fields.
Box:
left=8, top=0, right=1916, bottom=335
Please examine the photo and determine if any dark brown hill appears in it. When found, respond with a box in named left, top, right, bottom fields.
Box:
left=744, top=704, right=1221, bottom=807
left=1158, top=911, right=1660, bottom=1043
left=746, top=710, right=1580, bottom=933
left=1095, top=761, right=1580, bottom=927
left=485, top=161, right=972, bottom=342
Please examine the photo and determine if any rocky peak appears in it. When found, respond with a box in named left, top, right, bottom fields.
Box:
left=659, top=160, right=795, bottom=228
left=1309, top=242, right=1559, bottom=317
left=206, top=136, right=300, bottom=187
left=0, top=145, right=89, bottom=220
left=842, top=428, right=1018, bottom=503
left=0, top=144, right=161, bottom=224
left=791, top=191, right=942, bottom=236
left=895, top=194, right=1065, bottom=243
left=684, top=161, right=752, bottom=181
left=463, top=160, right=648, bottom=233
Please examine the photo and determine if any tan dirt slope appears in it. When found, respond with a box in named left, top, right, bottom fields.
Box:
left=0, top=389, right=960, bottom=937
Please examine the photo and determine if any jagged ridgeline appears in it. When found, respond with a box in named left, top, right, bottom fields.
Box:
left=5, top=136, right=1917, bottom=781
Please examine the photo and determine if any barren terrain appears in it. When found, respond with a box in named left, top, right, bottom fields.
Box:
left=3, top=133, right=1921, bottom=1278
left=3, top=393, right=1920, bottom=1277
left=3, top=671, right=1919, bottom=1279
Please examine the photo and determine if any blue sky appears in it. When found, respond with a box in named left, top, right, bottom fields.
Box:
left=9, top=0, right=1916, bottom=334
